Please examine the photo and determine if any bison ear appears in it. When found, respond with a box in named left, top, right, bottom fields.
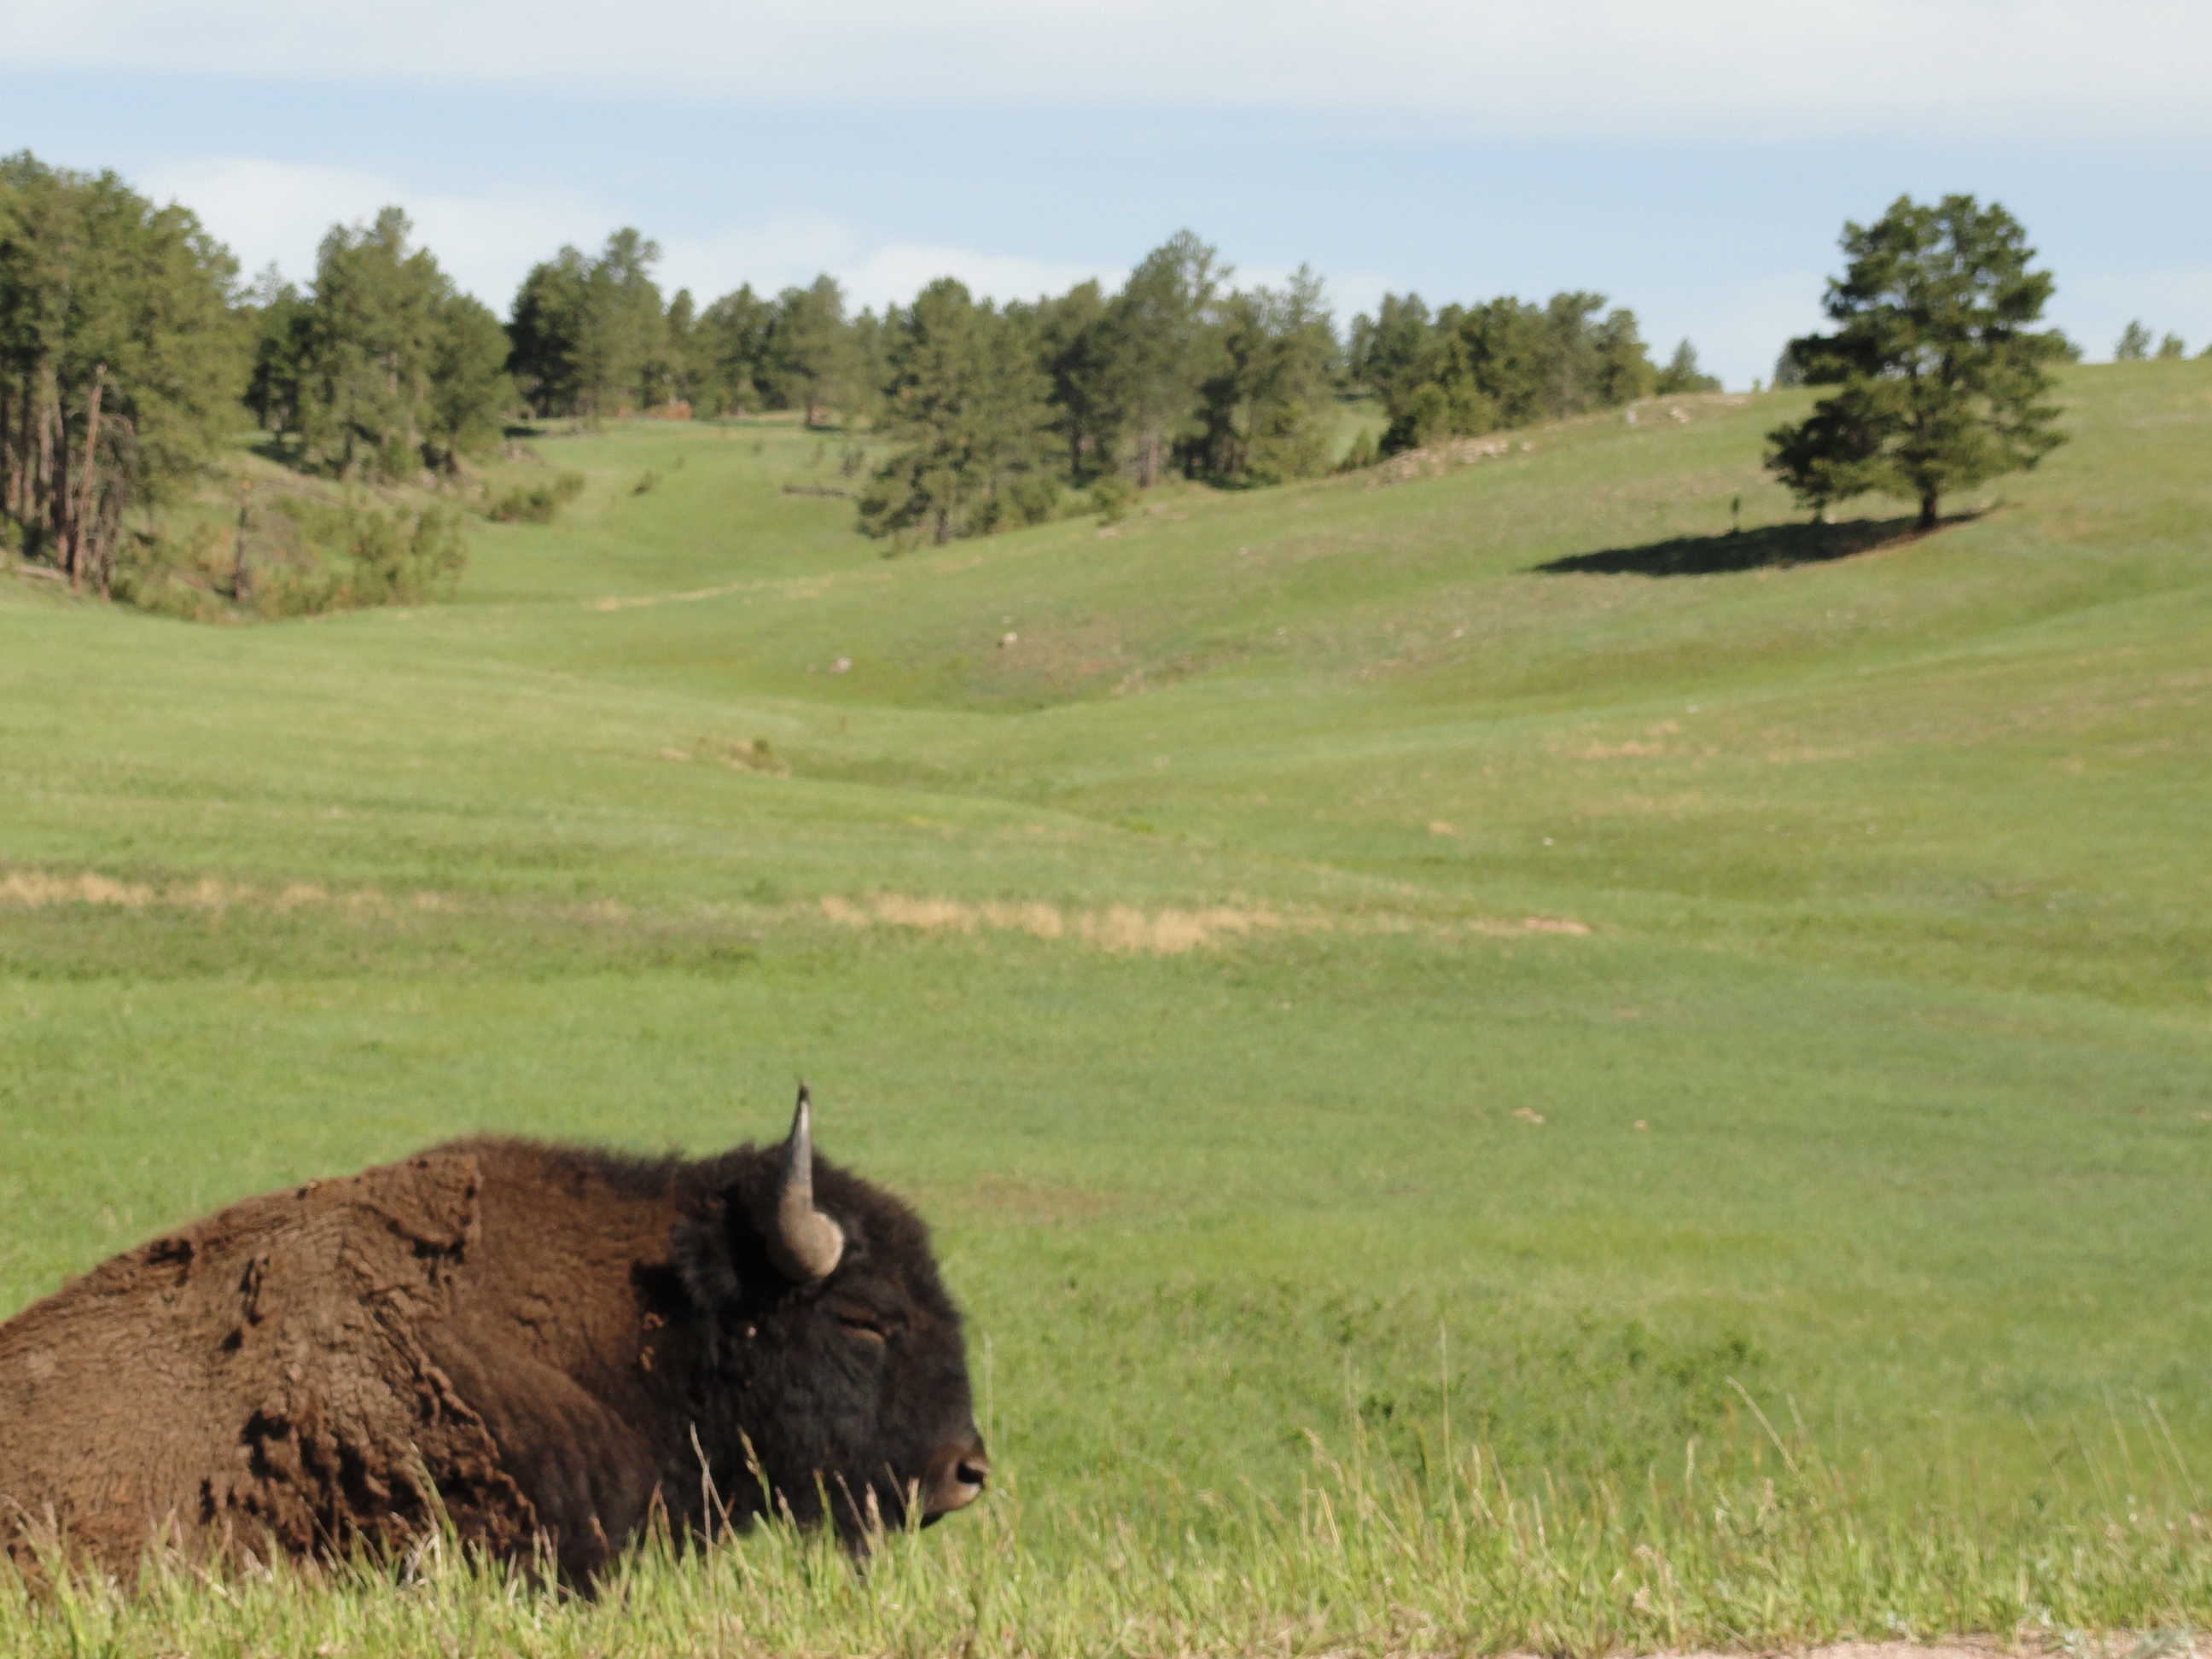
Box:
left=765, top=1084, right=847, bottom=1284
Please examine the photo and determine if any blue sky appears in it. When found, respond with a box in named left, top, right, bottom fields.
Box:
left=6, top=1, right=2207, bottom=387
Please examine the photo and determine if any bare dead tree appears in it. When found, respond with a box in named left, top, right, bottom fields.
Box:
left=67, top=362, right=105, bottom=588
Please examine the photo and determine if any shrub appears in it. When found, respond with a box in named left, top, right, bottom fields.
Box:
left=108, top=521, right=234, bottom=621
left=1090, top=474, right=1136, bottom=526
left=104, top=492, right=467, bottom=619
left=487, top=471, right=586, bottom=523
left=1005, top=475, right=1062, bottom=527
left=1381, top=383, right=1454, bottom=456
left=258, top=495, right=468, bottom=613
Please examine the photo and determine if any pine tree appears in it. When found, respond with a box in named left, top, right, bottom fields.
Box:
left=1099, top=231, right=1225, bottom=488
left=1766, top=194, right=2068, bottom=531
left=661, top=288, right=699, bottom=409
left=0, top=152, right=242, bottom=591
left=290, top=207, right=502, bottom=479
left=1356, top=293, right=1435, bottom=419
left=1654, top=339, right=1720, bottom=394
left=1372, top=292, right=1659, bottom=453
left=694, top=283, right=773, bottom=416
left=1592, top=309, right=1658, bottom=405
left=1379, top=297, right=1531, bottom=449
left=1037, top=279, right=1114, bottom=480
left=1534, top=291, right=1610, bottom=419
left=583, top=229, right=665, bottom=414
left=244, top=265, right=307, bottom=435
left=860, top=280, right=1052, bottom=545
left=423, top=294, right=514, bottom=470
left=504, top=230, right=667, bottom=421
left=1195, top=268, right=1339, bottom=486
left=846, top=306, right=887, bottom=431
left=507, top=247, right=591, bottom=416
left=766, top=276, right=856, bottom=428
left=294, top=208, right=442, bottom=475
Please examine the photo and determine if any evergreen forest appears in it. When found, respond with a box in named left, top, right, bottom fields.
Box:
left=1, top=150, right=1732, bottom=602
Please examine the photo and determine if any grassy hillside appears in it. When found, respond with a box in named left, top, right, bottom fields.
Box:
left=3, top=363, right=2210, bottom=1653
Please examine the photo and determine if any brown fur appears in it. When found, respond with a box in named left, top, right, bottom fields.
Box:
left=0, top=1153, right=528, bottom=1575
left=0, top=1135, right=981, bottom=1582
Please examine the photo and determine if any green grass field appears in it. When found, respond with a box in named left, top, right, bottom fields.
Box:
left=4, top=364, right=2210, bottom=1654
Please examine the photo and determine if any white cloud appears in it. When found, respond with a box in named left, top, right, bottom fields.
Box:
left=655, top=218, right=859, bottom=305
left=659, top=224, right=1118, bottom=311
left=141, top=157, right=1130, bottom=314
left=24, top=1, right=2212, bottom=139
left=841, top=246, right=1120, bottom=311
left=137, top=158, right=614, bottom=300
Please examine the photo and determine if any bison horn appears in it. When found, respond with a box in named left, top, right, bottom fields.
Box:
left=767, top=1084, right=846, bottom=1282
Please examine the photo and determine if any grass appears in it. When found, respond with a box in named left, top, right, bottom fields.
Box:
left=9, top=1418, right=2212, bottom=1657
left=3, top=364, right=2211, bottom=1652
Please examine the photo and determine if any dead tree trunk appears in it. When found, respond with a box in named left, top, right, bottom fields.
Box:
left=49, top=406, right=72, bottom=587
left=89, top=416, right=137, bottom=598
left=7, top=370, right=29, bottom=521
left=232, top=476, right=254, bottom=608
left=36, top=384, right=57, bottom=550
left=71, top=364, right=107, bottom=588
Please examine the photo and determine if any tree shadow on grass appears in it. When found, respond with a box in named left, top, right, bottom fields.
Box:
left=1534, top=512, right=1982, bottom=578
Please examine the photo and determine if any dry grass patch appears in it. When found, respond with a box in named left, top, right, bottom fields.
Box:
left=0, top=868, right=449, bottom=917
left=818, top=892, right=1298, bottom=953
left=818, top=892, right=1592, bottom=951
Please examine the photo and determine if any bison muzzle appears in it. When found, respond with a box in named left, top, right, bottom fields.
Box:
left=0, top=1087, right=987, bottom=1581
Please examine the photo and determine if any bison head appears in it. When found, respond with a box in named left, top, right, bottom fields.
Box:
left=675, top=1089, right=988, bottom=1545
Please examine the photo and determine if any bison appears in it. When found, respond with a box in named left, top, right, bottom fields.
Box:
left=0, top=1088, right=988, bottom=1581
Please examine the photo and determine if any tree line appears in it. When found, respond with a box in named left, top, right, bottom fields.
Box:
left=1345, top=293, right=1719, bottom=463
left=3, top=147, right=1736, bottom=589
left=2111, top=320, right=2204, bottom=361
left=0, top=154, right=241, bottom=593
left=492, top=225, right=1726, bottom=547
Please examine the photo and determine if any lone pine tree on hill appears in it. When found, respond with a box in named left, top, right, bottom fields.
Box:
left=1767, top=194, right=2068, bottom=531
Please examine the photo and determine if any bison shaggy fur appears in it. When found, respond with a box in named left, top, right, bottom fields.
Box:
left=0, top=1124, right=987, bottom=1582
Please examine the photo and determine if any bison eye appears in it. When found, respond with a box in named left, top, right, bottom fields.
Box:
left=834, top=1312, right=888, bottom=1344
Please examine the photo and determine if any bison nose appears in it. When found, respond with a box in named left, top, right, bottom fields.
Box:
left=923, top=1435, right=990, bottom=1517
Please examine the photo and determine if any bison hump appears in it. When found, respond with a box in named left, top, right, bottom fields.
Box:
left=0, top=1151, right=538, bottom=1574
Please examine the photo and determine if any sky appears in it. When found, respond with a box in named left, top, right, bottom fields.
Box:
left=4, top=0, right=2208, bottom=387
